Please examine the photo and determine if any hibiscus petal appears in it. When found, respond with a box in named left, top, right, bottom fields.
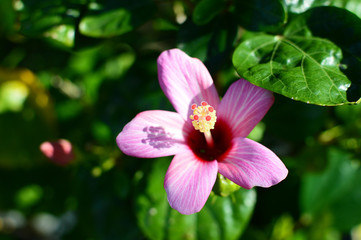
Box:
left=217, top=79, right=274, bottom=137
left=164, top=151, right=218, bottom=215
left=116, top=110, right=192, bottom=158
left=157, top=49, right=220, bottom=120
left=218, top=137, right=288, bottom=189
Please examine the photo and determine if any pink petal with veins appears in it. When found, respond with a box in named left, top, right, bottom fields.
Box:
left=218, top=137, right=288, bottom=189
left=117, top=110, right=192, bottom=158
left=164, top=150, right=218, bottom=215
left=218, top=79, right=274, bottom=138
left=157, top=49, right=220, bottom=120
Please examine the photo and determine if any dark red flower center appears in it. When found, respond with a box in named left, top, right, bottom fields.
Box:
left=186, top=118, right=233, bottom=161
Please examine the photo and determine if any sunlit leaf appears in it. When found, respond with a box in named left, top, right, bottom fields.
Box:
left=302, top=6, right=361, bottom=102
left=44, top=24, right=75, bottom=47
left=16, top=0, right=76, bottom=41
left=0, top=81, right=29, bottom=113
left=282, top=0, right=329, bottom=13
left=330, top=0, right=361, bottom=18
left=283, top=0, right=361, bottom=18
left=233, top=22, right=352, bottom=105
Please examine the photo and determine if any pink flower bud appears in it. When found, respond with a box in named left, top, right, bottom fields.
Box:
left=40, top=139, right=74, bottom=166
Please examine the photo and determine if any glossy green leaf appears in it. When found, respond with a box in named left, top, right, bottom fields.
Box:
left=302, top=7, right=361, bottom=102
left=234, top=0, right=287, bottom=32
left=192, top=0, right=227, bottom=25
left=300, top=148, right=359, bottom=215
left=232, top=30, right=351, bottom=105
left=135, top=158, right=256, bottom=240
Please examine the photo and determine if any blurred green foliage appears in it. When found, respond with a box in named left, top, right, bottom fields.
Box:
left=1, top=0, right=361, bottom=239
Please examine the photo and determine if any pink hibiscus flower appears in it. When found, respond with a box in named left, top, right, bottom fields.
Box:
left=116, top=49, right=288, bottom=215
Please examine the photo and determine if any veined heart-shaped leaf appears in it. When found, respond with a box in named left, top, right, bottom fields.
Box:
left=233, top=31, right=351, bottom=105
left=233, top=6, right=361, bottom=105
left=303, top=7, right=361, bottom=102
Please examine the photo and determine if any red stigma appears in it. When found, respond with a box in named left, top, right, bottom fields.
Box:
left=193, top=115, right=199, bottom=120
left=206, top=116, right=211, bottom=121
left=191, top=104, right=197, bottom=110
left=208, top=107, right=214, bottom=112
left=201, top=101, right=208, bottom=106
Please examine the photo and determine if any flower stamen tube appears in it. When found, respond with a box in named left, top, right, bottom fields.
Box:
left=190, top=101, right=217, bottom=147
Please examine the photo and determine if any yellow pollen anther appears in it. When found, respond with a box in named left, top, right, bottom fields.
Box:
left=190, top=102, right=217, bottom=133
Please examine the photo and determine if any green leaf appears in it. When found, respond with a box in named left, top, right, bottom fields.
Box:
left=192, top=0, right=227, bottom=25
left=0, top=0, right=16, bottom=34
left=330, top=170, right=361, bottom=230
left=15, top=184, right=43, bottom=209
left=234, top=0, right=287, bottom=33
left=17, top=0, right=76, bottom=37
left=44, top=24, right=75, bottom=47
left=283, top=0, right=361, bottom=18
left=79, top=0, right=155, bottom=38
left=102, top=51, right=136, bottom=79
left=300, top=148, right=359, bottom=215
left=302, top=6, right=361, bottom=102
left=300, top=148, right=361, bottom=230
left=135, top=158, right=256, bottom=240
left=232, top=30, right=351, bottom=105
left=79, top=9, right=133, bottom=37
left=329, top=0, right=361, bottom=18
left=282, top=0, right=329, bottom=14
